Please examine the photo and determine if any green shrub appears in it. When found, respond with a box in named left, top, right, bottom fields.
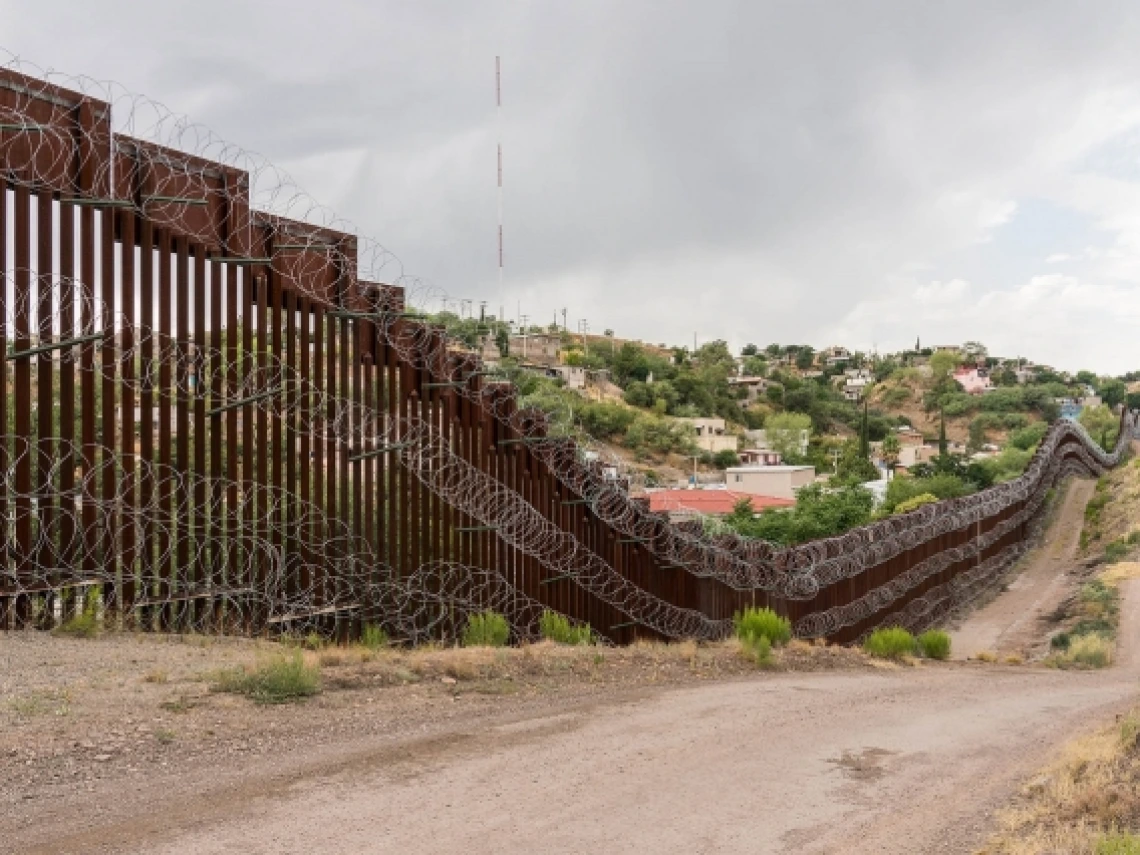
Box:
left=212, top=653, right=321, bottom=704
left=360, top=624, right=389, bottom=651
left=1097, top=831, right=1140, bottom=855
left=1008, top=422, right=1048, bottom=450
left=462, top=610, right=510, bottom=647
left=1106, top=539, right=1132, bottom=564
left=538, top=610, right=593, bottom=645
left=53, top=591, right=100, bottom=638
left=863, top=627, right=917, bottom=659
left=916, top=630, right=951, bottom=660
left=1057, top=634, right=1114, bottom=669
left=894, top=493, right=940, bottom=515
left=733, top=607, right=792, bottom=647
left=752, top=635, right=775, bottom=667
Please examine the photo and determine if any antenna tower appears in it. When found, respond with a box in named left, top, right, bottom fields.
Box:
left=496, top=56, right=504, bottom=321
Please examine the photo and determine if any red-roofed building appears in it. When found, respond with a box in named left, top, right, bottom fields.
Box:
left=647, top=489, right=794, bottom=521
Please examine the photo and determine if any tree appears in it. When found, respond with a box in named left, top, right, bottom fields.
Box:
left=938, top=409, right=948, bottom=457
left=765, top=412, right=811, bottom=461
left=765, top=343, right=781, bottom=357
left=880, top=434, right=901, bottom=469
left=741, top=355, right=767, bottom=377
left=930, top=350, right=960, bottom=381
left=1127, top=391, right=1140, bottom=411
left=1079, top=404, right=1119, bottom=451
left=859, top=399, right=870, bottom=459
left=794, top=346, right=816, bottom=370
left=1098, top=378, right=1127, bottom=410
left=741, top=343, right=758, bottom=357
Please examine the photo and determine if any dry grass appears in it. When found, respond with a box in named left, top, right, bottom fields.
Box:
left=312, top=636, right=875, bottom=692
left=976, top=650, right=999, bottom=663
left=978, top=707, right=1140, bottom=854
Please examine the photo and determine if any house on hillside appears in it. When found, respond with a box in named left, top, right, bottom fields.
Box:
left=953, top=366, right=992, bottom=395
left=820, top=345, right=852, bottom=367
left=680, top=417, right=738, bottom=454
left=507, top=333, right=561, bottom=365
left=728, top=375, right=779, bottom=403
left=843, top=374, right=873, bottom=401
left=896, top=444, right=938, bottom=471
left=725, top=465, right=815, bottom=500
left=737, top=448, right=783, bottom=466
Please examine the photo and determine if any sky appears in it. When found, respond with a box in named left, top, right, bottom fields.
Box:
left=5, top=1, right=1140, bottom=373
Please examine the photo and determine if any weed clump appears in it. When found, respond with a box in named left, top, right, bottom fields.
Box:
left=733, top=607, right=792, bottom=647
left=863, top=627, right=916, bottom=660
left=1097, top=830, right=1140, bottom=854
left=212, top=653, right=321, bottom=704
left=538, top=610, right=593, bottom=645
left=360, top=624, right=389, bottom=651
left=1054, top=634, right=1114, bottom=669
left=916, top=630, right=951, bottom=660
left=53, top=592, right=100, bottom=638
left=462, top=611, right=510, bottom=647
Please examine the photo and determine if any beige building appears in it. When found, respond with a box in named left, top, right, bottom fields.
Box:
left=897, top=445, right=937, bottom=469
left=725, top=465, right=815, bottom=500
left=681, top=417, right=738, bottom=454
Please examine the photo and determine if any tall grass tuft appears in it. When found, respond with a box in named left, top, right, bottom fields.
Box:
left=462, top=611, right=510, bottom=647
left=538, top=610, right=593, bottom=645
left=733, top=607, right=792, bottom=647
left=863, top=627, right=916, bottom=660
left=1065, top=634, right=1114, bottom=669
left=916, top=629, right=951, bottom=660
left=360, top=624, right=389, bottom=651
left=212, top=653, right=321, bottom=704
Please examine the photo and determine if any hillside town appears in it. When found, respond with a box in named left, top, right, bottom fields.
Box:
left=449, top=320, right=1136, bottom=534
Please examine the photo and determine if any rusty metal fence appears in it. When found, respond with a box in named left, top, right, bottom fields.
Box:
left=1, top=64, right=1136, bottom=644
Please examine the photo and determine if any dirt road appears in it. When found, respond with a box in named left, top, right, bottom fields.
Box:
left=951, top=478, right=1095, bottom=660
left=8, top=578, right=1133, bottom=855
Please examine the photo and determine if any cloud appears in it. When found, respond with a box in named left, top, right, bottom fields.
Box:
left=6, top=1, right=1140, bottom=370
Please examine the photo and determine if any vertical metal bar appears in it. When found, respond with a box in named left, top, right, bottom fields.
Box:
left=99, top=206, right=117, bottom=618
left=208, top=255, right=223, bottom=626
left=12, top=186, right=32, bottom=628
left=118, top=210, right=137, bottom=624
left=192, top=245, right=207, bottom=626
left=297, top=295, right=311, bottom=601
left=283, top=287, right=297, bottom=608
left=157, top=230, right=173, bottom=629
left=174, top=238, right=190, bottom=628
left=79, top=200, right=97, bottom=600
left=35, top=192, right=56, bottom=627
left=255, top=268, right=269, bottom=631
left=310, top=303, right=324, bottom=618
left=138, top=218, right=154, bottom=630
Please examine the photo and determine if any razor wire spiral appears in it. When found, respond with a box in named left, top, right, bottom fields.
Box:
left=0, top=434, right=575, bottom=645
left=2, top=51, right=1138, bottom=643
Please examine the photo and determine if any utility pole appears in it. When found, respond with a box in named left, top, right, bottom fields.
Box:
left=579, top=319, right=589, bottom=355
left=520, top=314, right=529, bottom=360
left=561, top=308, right=568, bottom=333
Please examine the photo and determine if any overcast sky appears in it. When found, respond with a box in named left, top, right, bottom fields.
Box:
left=6, top=1, right=1140, bottom=372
